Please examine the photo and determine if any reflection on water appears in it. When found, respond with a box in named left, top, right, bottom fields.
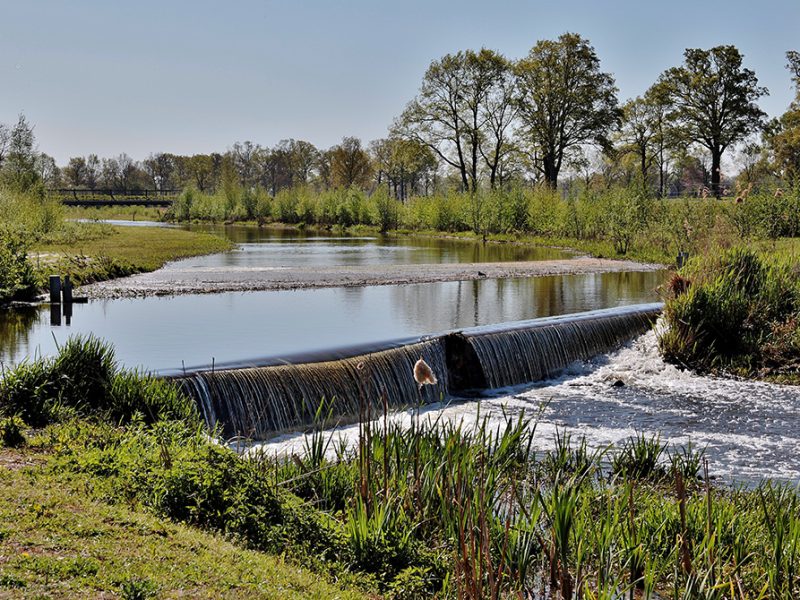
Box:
left=182, top=226, right=573, bottom=269
left=0, top=271, right=666, bottom=373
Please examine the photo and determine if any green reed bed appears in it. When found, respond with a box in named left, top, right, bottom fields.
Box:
left=659, top=246, right=800, bottom=381
left=165, top=183, right=800, bottom=266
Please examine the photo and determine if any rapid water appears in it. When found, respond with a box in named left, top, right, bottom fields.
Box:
left=249, top=329, right=800, bottom=485
left=175, top=304, right=659, bottom=438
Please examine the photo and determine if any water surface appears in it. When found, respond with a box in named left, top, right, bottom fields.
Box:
left=1, top=271, right=665, bottom=372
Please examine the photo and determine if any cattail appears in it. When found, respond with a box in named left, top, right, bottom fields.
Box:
left=413, top=357, right=437, bottom=388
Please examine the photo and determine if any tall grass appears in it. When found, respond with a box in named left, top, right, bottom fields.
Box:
left=0, top=334, right=198, bottom=427
left=659, top=247, right=800, bottom=376
left=42, top=406, right=800, bottom=599
left=167, top=183, right=800, bottom=265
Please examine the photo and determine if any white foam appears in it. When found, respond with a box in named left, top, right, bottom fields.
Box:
left=244, top=330, right=800, bottom=484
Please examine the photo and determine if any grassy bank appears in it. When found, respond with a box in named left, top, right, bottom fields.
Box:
left=0, top=186, right=232, bottom=303
left=3, top=337, right=800, bottom=599
left=659, top=246, right=800, bottom=382
left=30, top=223, right=232, bottom=288
left=0, top=455, right=364, bottom=599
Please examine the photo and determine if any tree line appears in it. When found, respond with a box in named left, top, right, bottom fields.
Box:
left=1, top=34, right=798, bottom=199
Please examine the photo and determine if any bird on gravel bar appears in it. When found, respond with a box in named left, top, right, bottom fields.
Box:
left=413, top=357, right=437, bottom=389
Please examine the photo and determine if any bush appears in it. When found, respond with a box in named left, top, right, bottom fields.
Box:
left=0, top=335, right=199, bottom=427
left=659, top=247, right=800, bottom=375
left=0, top=225, right=36, bottom=303
left=0, top=415, right=26, bottom=447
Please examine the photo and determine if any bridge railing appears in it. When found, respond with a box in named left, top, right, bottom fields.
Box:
left=50, top=188, right=181, bottom=207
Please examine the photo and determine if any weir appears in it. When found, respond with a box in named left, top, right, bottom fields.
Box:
left=175, top=303, right=662, bottom=439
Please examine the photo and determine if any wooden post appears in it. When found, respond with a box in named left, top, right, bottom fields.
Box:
left=62, top=275, right=73, bottom=304
left=49, top=275, right=62, bottom=304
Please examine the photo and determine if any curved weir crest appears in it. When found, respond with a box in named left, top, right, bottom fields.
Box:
left=175, top=303, right=662, bottom=439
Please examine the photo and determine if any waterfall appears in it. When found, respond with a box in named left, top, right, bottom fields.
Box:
left=175, top=304, right=661, bottom=439
left=177, top=338, right=448, bottom=439
left=457, top=304, right=662, bottom=390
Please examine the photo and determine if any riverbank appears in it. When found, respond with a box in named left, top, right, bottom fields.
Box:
left=29, top=223, right=233, bottom=293
left=0, top=446, right=364, bottom=599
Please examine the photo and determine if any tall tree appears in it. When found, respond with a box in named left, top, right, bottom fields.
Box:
left=143, top=152, right=175, bottom=191
left=85, top=154, right=100, bottom=190
left=656, top=45, right=768, bottom=197
left=514, top=33, right=620, bottom=189
left=0, top=123, right=9, bottom=169
left=370, top=138, right=436, bottom=200
left=64, top=156, right=88, bottom=187
left=188, top=154, right=215, bottom=191
left=394, top=48, right=514, bottom=191
left=37, top=153, right=60, bottom=188
left=768, top=51, right=800, bottom=185
left=616, top=87, right=674, bottom=195
left=329, top=137, right=372, bottom=189
left=0, top=114, right=40, bottom=192
left=230, top=141, right=261, bottom=188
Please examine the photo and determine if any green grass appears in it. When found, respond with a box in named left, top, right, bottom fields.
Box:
left=63, top=205, right=169, bottom=222
left=659, top=246, right=800, bottom=380
left=30, top=223, right=233, bottom=287
left=0, top=450, right=364, bottom=599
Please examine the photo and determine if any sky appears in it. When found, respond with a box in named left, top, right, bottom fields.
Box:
left=1, top=0, right=798, bottom=164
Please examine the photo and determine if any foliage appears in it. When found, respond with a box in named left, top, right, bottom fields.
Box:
left=0, top=225, right=36, bottom=303
left=656, top=45, right=768, bottom=196
left=0, top=415, right=26, bottom=447
left=659, top=247, right=800, bottom=376
left=515, top=33, right=620, bottom=188
left=0, top=450, right=363, bottom=598
left=0, top=335, right=199, bottom=427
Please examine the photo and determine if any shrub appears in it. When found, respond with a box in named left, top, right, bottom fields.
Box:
left=0, top=225, right=36, bottom=303
left=659, top=247, right=800, bottom=374
left=0, top=335, right=199, bottom=427
left=0, top=415, right=26, bottom=447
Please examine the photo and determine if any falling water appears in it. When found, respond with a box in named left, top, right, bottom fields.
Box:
left=177, top=338, right=448, bottom=439
left=461, top=303, right=662, bottom=389
left=175, top=304, right=661, bottom=439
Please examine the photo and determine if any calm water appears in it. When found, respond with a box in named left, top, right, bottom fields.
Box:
left=180, top=224, right=573, bottom=268
left=1, top=225, right=663, bottom=371
left=1, top=271, right=665, bottom=373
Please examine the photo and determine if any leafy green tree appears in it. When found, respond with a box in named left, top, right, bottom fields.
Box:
left=85, top=154, right=101, bottom=190
left=370, top=138, right=436, bottom=200
left=36, top=153, right=60, bottom=188
left=656, top=45, right=768, bottom=197
left=230, top=141, right=261, bottom=188
left=188, top=154, right=215, bottom=192
left=64, top=156, right=88, bottom=187
left=329, top=137, right=372, bottom=189
left=0, top=114, right=40, bottom=192
left=617, top=94, right=660, bottom=190
left=514, top=33, right=620, bottom=189
left=394, top=48, right=514, bottom=191
left=284, top=139, right=319, bottom=185
left=768, top=52, right=800, bottom=185
left=143, top=152, right=176, bottom=191
left=787, top=50, right=800, bottom=95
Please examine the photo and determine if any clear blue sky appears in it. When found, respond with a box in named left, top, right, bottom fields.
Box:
left=1, top=0, right=798, bottom=164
